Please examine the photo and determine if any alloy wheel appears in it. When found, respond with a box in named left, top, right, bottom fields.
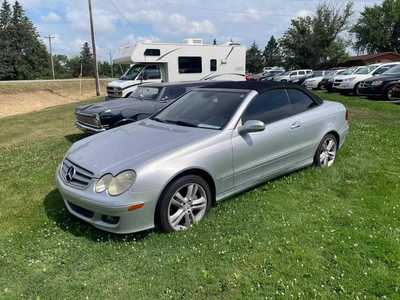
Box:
left=167, top=183, right=208, bottom=231
left=319, top=137, right=337, bottom=167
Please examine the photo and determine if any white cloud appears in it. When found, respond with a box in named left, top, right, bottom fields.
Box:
left=41, top=11, right=62, bottom=22
left=228, top=8, right=264, bottom=23
left=161, top=14, right=216, bottom=35
left=65, top=6, right=119, bottom=33
left=296, top=9, right=313, bottom=18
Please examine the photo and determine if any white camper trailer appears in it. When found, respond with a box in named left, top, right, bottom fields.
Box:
left=107, top=39, right=246, bottom=98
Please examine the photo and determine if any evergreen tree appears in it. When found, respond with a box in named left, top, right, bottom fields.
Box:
left=80, top=42, right=94, bottom=77
left=0, top=0, right=13, bottom=79
left=246, top=41, right=264, bottom=73
left=0, top=1, right=51, bottom=79
left=263, top=36, right=283, bottom=67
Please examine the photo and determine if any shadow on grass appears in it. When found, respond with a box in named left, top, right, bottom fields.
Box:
left=64, top=133, right=89, bottom=144
left=43, top=189, right=153, bottom=243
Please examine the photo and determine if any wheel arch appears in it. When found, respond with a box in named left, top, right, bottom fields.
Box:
left=324, top=130, right=340, bottom=146
left=159, top=168, right=217, bottom=206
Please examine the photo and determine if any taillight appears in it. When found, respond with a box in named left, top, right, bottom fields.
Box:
left=345, top=109, right=349, bottom=122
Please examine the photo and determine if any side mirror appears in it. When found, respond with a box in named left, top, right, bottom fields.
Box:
left=238, top=120, right=265, bottom=135
left=159, top=96, right=168, bottom=103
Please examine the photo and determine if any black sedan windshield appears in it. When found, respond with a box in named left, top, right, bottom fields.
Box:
left=152, top=90, right=247, bottom=129
left=383, top=65, right=400, bottom=75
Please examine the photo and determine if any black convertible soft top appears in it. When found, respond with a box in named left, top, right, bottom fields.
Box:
left=201, top=81, right=323, bottom=104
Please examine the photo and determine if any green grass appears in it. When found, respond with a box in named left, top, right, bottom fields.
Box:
left=0, top=92, right=399, bottom=299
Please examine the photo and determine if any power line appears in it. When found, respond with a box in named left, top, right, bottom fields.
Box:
left=44, top=35, right=56, bottom=80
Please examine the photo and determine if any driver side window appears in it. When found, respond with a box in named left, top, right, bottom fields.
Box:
left=142, top=65, right=161, bottom=80
left=242, top=89, right=292, bottom=125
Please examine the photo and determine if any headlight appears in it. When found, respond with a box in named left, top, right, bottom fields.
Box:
left=371, top=80, right=383, bottom=86
left=343, top=77, right=356, bottom=82
left=95, top=174, right=113, bottom=193
left=95, top=170, right=136, bottom=196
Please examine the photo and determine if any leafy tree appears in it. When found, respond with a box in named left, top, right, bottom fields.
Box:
left=246, top=41, right=264, bottom=73
left=351, top=0, right=400, bottom=53
left=280, top=2, right=353, bottom=69
left=263, top=36, right=283, bottom=67
left=53, top=54, right=71, bottom=78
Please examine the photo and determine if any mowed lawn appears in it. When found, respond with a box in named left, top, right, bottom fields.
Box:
left=0, top=92, right=399, bottom=299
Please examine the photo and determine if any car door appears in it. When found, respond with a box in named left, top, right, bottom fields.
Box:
left=231, top=89, right=304, bottom=188
left=286, top=88, right=323, bottom=163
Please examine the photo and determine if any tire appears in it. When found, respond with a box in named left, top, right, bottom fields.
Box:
left=385, top=86, right=395, bottom=101
left=156, top=175, right=212, bottom=233
left=314, top=134, right=338, bottom=168
left=353, top=83, right=360, bottom=96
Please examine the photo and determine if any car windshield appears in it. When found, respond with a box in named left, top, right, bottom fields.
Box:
left=120, top=64, right=145, bottom=80
left=373, top=65, right=395, bottom=75
left=355, top=67, right=371, bottom=74
left=383, top=65, right=400, bottom=75
left=152, top=90, right=247, bottom=130
left=339, top=68, right=354, bottom=75
left=130, top=86, right=161, bottom=100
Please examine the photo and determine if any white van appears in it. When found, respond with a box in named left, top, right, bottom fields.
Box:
left=107, top=39, right=246, bottom=98
left=273, top=69, right=313, bottom=82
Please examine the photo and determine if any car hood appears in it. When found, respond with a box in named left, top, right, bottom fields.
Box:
left=305, top=76, right=323, bottom=82
left=107, top=80, right=141, bottom=89
left=335, top=74, right=372, bottom=80
left=76, top=98, right=153, bottom=115
left=66, top=119, right=216, bottom=176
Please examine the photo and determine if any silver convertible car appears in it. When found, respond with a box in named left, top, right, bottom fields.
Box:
left=56, top=81, right=349, bottom=234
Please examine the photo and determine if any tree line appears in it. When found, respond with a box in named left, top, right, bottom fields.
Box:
left=1, top=0, right=400, bottom=79
left=247, top=0, right=400, bottom=73
left=0, top=0, right=123, bottom=80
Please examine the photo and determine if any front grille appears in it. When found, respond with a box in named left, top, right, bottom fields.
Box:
left=107, top=87, right=122, bottom=97
left=76, top=113, right=99, bottom=128
left=60, top=159, right=94, bottom=189
left=68, top=202, right=94, bottom=219
left=359, top=81, right=372, bottom=88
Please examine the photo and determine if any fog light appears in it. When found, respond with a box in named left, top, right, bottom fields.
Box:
left=101, top=215, right=120, bottom=225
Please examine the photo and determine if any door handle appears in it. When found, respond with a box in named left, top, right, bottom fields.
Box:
left=290, top=121, right=301, bottom=129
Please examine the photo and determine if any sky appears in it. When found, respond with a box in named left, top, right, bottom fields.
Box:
left=18, top=0, right=383, bottom=62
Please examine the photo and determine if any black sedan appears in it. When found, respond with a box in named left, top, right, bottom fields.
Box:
left=75, top=81, right=216, bottom=133
left=358, top=65, right=400, bottom=101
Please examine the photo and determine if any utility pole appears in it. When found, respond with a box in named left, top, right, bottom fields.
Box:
left=88, top=0, right=100, bottom=96
left=109, top=49, right=114, bottom=78
left=45, top=35, right=56, bottom=80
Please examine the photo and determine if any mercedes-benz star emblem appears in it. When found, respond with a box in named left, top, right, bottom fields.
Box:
left=65, top=166, right=76, bottom=183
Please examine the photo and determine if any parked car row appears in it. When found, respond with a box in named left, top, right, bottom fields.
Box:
left=254, top=62, right=400, bottom=102
left=58, top=80, right=349, bottom=234
left=280, top=63, right=400, bottom=102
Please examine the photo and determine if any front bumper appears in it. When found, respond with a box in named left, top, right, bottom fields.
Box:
left=56, top=167, right=157, bottom=234
left=357, top=86, right=384, bottom=97
left=303, top=81, right=319, bottom=89
left=76, top=121, right=107, bottom=133
left=333, top=81, right=354, bottom=91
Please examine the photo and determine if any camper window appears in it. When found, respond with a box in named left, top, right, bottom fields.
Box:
left=210, top=59, right=217, bottom=72
left=178, top=57, right=202, bottom=73
left=144, top=49, right=161, bottom=56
